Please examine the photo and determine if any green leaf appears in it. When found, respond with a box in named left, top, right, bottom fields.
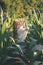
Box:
left=2, top=20, right=7, bottom=34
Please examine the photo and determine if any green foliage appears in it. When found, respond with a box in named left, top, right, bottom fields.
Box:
left=27, top=8, right=43, bottom=45
left=24, top=8, right=43, bottom=64
left=0, top=0, right=43, bottom=17
left=0, top=0, right=43, bottom=65
left=0, top=18, right=12, bottom=53
left=2, top=20, right=6, bottom=34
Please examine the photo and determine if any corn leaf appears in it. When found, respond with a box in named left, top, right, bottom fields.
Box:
left=2, top=20, right=7, bottom=34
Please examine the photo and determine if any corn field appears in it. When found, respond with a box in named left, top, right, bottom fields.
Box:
left=0, top=0, right=43, bottom=65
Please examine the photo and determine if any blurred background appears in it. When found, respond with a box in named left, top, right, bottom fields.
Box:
left=0, top=0, right=43, bottom=65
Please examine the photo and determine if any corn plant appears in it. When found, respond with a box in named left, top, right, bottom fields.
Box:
left=24, top=8, right=43, bottom=65
left=27, top=8, right=43, bottom=45
left=0, top=18, right=13, bottom=63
